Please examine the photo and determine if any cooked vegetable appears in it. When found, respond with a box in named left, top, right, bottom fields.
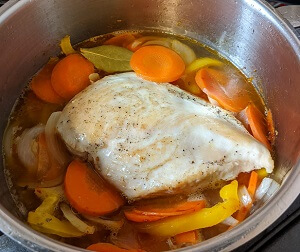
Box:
left=234, top=185, right=253, bottom=223
left=31, top=59, right=65, bottom=104
left=174, top=74, right=205, bottom=97
left=81, top=45, right=133, bottom=73
left=17, top=125, right=45, bottom=172
left=83, top=215, right=124, bottom=231
left=45, top=112, right=70, bottom=168
left=137, top=181, right=239, bottom=236
left=246, top=103, right=271, bottom=150
left=36, top=133, right=64, bottom=187
left=130, top=45, right=185, bottom=83
left=174, top=230, right=199, bottom=245
left=125, top=200, right=206, bottom=222
left=104, top=33, right=137, bottom=49
left=129, top=36, right=171, bottom=51
left=35, top=185, right=65, bottom=201
left=28, top=196, right=84, bottom=237
left=221, top=216, right=239, bottom=227
left=186, top=57, right=223, bottom=74
left=235, top=204, right=252, bottom=222
left=247, top=171, right=258, bottom=198
left=255, top=178, right=279, bottom=203
left=51, top=54, right=94, bottom=100
left=170, top=40, right=196, bottom=65
left=64, top=160, right=124, bottom=216
left=60, top=35, right=76, bottom=55
left=86, top=243, right=144, bottom=252
left=238, top=185, right=252, bottom=207
left=266, top=109, right=276, bottom=144
left=143, top=39, right=172, bottom=48
left=257, top=168, right=268, bottom=181
left=60, top=203, right=95, bottom=234
left=195, top=68, right=250, bottom=112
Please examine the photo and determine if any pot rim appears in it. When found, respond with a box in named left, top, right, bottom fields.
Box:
left=0, top=0, right=299, bottom=251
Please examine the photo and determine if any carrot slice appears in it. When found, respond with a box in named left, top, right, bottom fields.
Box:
left=31, top=59, right=64, bottom=104
left=64, top=160, right=124, bottom=216
left=124, top=200, right=206, bottom=223
left=51, top=54, right=94, bottom=100
left=245, top=103, right=271, bottom=150
left=174, top=230, right=198, bottom=245
left=195, top=68, right=250, bottom=112
left=247, top=171, right=258, bottom=199
left=266, top=109, right=275, bottom=144
left=130, top=45, right=185, bottom=83
left=104, top=34, right=136, bottom=49
left=86, top=243, right=144, bottom=252
left=235, top=203, right=252, bottom=222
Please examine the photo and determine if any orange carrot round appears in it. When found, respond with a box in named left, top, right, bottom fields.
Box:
left=195, top=68, right=250, bottom=112
left=51, top=54, right=94, bottom=100
left=87, top=243, right=144, bottom=252
left=124, top=200, right=206, bottom=223
left=31, top=59, right=64, bottom=104
left=64, top=160, right=124, bottom=216
left=245, top=103, right=271, bottom=150
left=130, top=45, right=185, bottom=83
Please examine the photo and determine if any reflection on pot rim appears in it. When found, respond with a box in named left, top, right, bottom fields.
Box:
left=0, top=0, right=299, bottom=251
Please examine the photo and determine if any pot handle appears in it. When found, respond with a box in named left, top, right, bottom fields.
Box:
left=276, top=5, right=300, bottom=39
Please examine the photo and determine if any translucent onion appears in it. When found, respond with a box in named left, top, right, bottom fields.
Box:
left=255, top=177, right=273, bottom=201
left=143, top=39, right=172, bottom=48
left=45, top=112, right=70, bottom=167
left=221, top=216, right=239, bottom=226
left=238, top=185, right=252, bottom=207
left=83, top=214, right=124, bottom=232
left=207, top=96, right=220, bottom=107
left=259, top=178, right=280, bottom=203
left=171, top=39, right=196, bottom=65
left=60, top=203, right=95, bottom=234
left=17, top=125, right=45, bottom=171
left=130, top=36, right=170, bottom=50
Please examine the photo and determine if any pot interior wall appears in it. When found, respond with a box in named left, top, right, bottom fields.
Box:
left=0, top=0, right=299, bottom=250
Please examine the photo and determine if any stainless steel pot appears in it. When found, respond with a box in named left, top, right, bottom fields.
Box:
left=0, top=0, right=299, bottom=251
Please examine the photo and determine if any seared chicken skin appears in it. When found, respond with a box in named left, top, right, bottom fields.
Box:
left=57, top=72, right=274, bottom=200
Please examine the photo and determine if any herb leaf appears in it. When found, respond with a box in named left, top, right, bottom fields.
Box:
left=80, top=45, right=133, bottom=73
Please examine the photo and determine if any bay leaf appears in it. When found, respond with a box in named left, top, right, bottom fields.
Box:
left=80, top=45, right=133, bottom=73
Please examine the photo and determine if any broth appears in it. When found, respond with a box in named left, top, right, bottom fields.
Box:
left=3, top=31, right=275, bottom=251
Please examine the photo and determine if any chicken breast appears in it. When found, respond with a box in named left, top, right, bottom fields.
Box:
left=57, top=72, right=274, bottom=200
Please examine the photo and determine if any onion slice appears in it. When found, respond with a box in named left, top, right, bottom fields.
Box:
left=171, top=39, right=196, bottom=65
left=83, top=214, right=124, bottom=232
left=60, top=203, right=95, bottom=234
left=238, top=185, right=252, bottom=207
left=255, top=177, right=273, bottom=201
left=45, top=112, right=70, bottom=167
left=222, top=216, right=239, bottom=226
left=17, top=125, right=45, bottom=171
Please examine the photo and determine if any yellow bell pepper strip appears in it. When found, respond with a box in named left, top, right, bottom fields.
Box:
left=60, top=35, right=76, bottom=55
left=34, top=185, right=65, bottom=201
left=35, top=195, right=59, bottom=215
left=27, top=195, right=84, bottom=237
left=28, top=212, right=85, bottom=237
left=137, top=180, right=240, bottom=237
left=186, top=57, right=223, bottom=74
left=257, top=168, right=268, bottom=181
